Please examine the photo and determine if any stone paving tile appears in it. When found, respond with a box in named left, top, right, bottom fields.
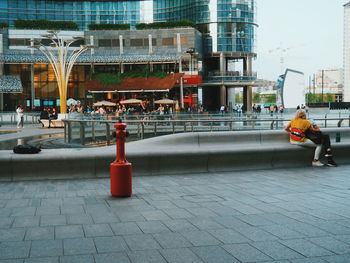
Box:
left=307, top=236, right=350, bottom=254
left=184, top=207, right=218, bottom=218
left=91, top=212, right=121, bottom=224
left=35, top=207, right=60, bottom=216
left=117, top=211, right=146, bottom=222
left=0, top=229, right=25, bottom=242
left=280, top=239, right=334, bottom=258
left=94, top=252, right=130, bottom=263
left=283, top=222, right=330, bottom=237
left=40, top=215, right=66, bottom=227
left=290, top=258, right=327, bottom=263
left=25, top=227, right=54, bottom=241
left=222, top=243, right=273, bottom=262
left=141, top=210, right=172, bottom=221
left=60, top=205, right=85, bottom=215
left=160, top=248, right=203, bottom=263
left=187, top=218, right=225, bottom=230
left=66, top=214, right=93, bottom=225
left=190, top=245, right=240, bottom=263
left=152, top=232, right=192, bottom=249
left=180, top=230, right=221, bottom=246
left=59, top=255, right=94, bottom=263
left=136, top=221, right=171, bottom=234
left=63, top=238, right=96, bottom=256
left=127, top=250, right=167, bottom=263
left=208, top=228, right=250, bottom=244
left=234, top=226, right=279, bottom=242
left=161, top=208, right=194, bottom=219
left=25, top=257, right=59, bottom=263
left=110, top=222, right=143, bottom=235
left=12, top=216, right=40, bottom=228
left=251, top=241, right=305, bottom=260
left=235, top=214, right=276, bottom=226
left=322, top=254, right=350, bottom=263
left=161, top=219, right=198, bottom=232
left=11, top=207, right=36, bottom=217
left=0, top=208, right=13, bottom=217
left=0, top=217, right=14, bottom=229
left=313, top=221, right=350, bottom=235
left=123, top=234, right=161, bottom=251
left=260, top=224, right=306, bottom=240
left=0, top=241, right=31, bottom=260
left=30, top=240, right=63, bottom=258
left=55, top=225, right=84, bottom=239
left=5, top=199, right=30, bottom=208
left=83, top=224, right=114, bottom=237
left=93, top=236, right=127, bottom=253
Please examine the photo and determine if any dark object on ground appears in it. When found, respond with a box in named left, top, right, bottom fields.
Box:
left=13, top=144, right=41, bottom=154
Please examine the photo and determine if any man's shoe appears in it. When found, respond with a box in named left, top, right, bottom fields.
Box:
left=312, top=160, right=324, bottom=167
left=325, top=150, right=332, bottom=157
left=327, top=160, right=337, bottom=167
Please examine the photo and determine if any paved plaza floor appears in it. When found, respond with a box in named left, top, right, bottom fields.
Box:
left=1, top=166, right=350, bottom=263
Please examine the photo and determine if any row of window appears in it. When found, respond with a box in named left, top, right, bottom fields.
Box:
left=8, top=37, right=188, bottom=48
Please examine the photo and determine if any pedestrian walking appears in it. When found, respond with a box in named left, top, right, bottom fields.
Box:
left=16, top=105, right=24, bottom=128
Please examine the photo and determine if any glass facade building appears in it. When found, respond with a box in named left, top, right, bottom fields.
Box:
left=0, top=0, right=258, bottom=112
left=0, top=0, right=144, bottom=30
left=154, top=0, right=256, bottom=53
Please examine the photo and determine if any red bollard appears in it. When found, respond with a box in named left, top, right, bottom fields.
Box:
left=110, top=121, right=132, bottom=197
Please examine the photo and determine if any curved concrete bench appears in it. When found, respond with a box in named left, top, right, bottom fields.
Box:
left=39, top=119, right=64, bottom=128
left=0, top=128, right=350, bottom=180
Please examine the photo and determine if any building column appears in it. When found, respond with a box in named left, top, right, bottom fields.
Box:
left=219, top=52, right=226, bottom=75
left=220, top=85, right=226, bottom=107
left=227, top=87, right=235, bottom=112
left=0, top=63, right=3, bottom=112
left=0, top=34, right=3, bottom=111
left=30, top=64, right=35, bottom=109
left=180, top=77, right=184, bottom=109
left=243, top=56, right=253, bottom=113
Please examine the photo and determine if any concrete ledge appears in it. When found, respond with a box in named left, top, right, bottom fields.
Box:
left=1, top=128, right=350, bottom=180
left=39, top=119, right=64, bottom=128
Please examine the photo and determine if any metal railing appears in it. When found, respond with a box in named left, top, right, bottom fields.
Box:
left=0, top=112, right=40, bottom=125
left=62, top=116, right=350, bottom=146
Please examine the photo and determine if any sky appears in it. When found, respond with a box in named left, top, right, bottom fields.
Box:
left=255, top=0, right=346, bottom=81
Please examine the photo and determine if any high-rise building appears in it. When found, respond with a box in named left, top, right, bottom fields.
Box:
left=0, top=0, right=257, bottom=112
left=344, top=2, right=350, bottom=102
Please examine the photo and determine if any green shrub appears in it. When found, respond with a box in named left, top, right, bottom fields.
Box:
left=88, top=24, right=130, bottom=30
left=92, top=69, right=169, bottom=87
left=136, top=19, right=195, bottom=30
left=14, top=19, right=79, bottom=30
left=0, top=22, right=9, bottom=29
left=92, top=73, right=123, bottom=86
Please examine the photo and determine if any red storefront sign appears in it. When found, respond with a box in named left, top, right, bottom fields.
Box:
left=176, top=75, right=202, bottom=86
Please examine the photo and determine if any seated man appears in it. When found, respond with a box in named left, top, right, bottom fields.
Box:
left=48, top=108, right=58, bottom=128
left=40, top=107, right=49, bottom=120
left=284, top=110, right=337, bottom=167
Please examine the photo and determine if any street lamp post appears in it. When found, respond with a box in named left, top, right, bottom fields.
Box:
left=186, top=48, right=195, bottom=75
left=29, top=31, right=93, bottom=114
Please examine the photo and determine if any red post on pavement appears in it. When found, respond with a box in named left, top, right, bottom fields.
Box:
left=110, top=120, right=132, bottom=197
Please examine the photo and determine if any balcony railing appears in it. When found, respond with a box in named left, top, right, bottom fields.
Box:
left=204, top=70, right=257, bottom=83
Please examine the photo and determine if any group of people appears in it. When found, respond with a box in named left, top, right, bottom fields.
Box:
left=39, top=107, right=58, bottom=127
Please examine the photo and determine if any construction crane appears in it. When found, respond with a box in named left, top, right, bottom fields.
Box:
left=268, top=45, right=296, bottom=74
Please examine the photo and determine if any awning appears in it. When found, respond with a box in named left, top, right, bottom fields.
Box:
left=0, top=75, right=23, bottom=93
